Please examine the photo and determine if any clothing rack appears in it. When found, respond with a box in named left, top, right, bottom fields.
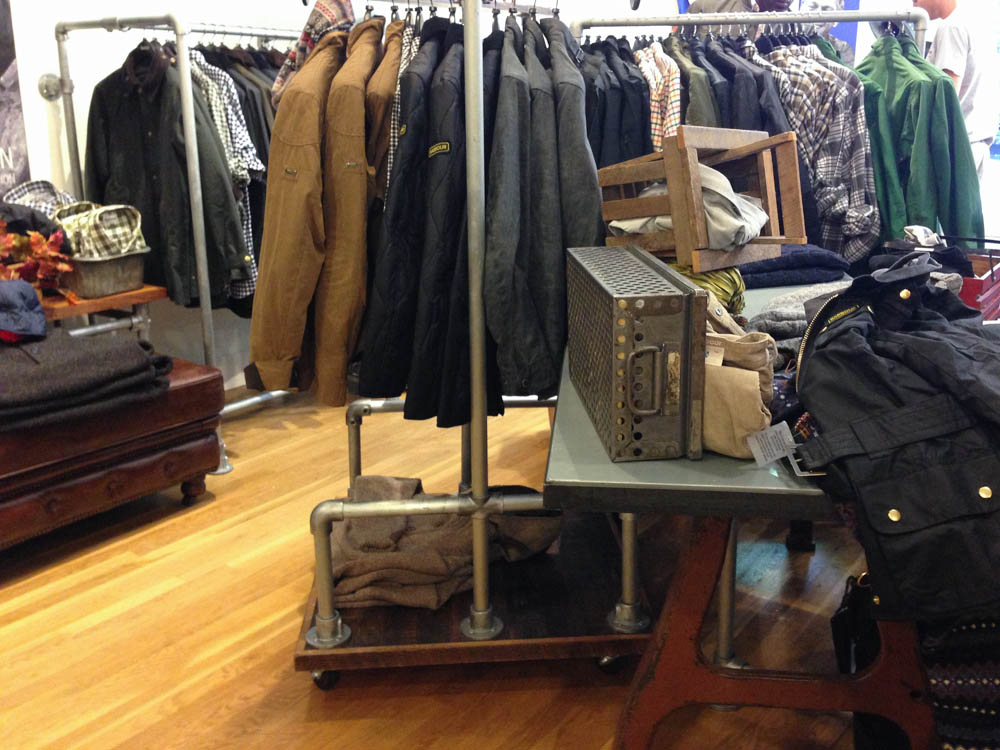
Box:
left=296, top=4, right=938, bottom=689
left=570, top=8, right=930, bottom=49
left=53, top=15, right=302, bottom=470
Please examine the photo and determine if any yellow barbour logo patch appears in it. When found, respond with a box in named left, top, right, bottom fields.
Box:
left=825, top=305, right=861, bottom=327
left=428, top=141, right=451, bottom=157
left=399, top=124, right=407, bottom=136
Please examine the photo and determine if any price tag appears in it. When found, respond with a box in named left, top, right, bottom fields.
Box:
left=705, top=345, right=725, bottom=367
left=746, top=422, right=797, bottom=467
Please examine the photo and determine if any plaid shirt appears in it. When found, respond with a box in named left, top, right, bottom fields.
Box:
left=650, top=43, right=682, bottom=141
left=273, top=0, right=356, bottom=108
left=797, top=45, right=879, bottom=261
left=387, top=26, right=419, bottom=188
left=192, top=50, right=264, bottom=298
left=3, top=180, right=76, bottom=218
left=190, top=61, right=235, bottom=182
left=635, top=48, right=668, bottom=150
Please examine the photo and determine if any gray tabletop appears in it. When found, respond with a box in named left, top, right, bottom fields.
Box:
left=543, top=284, right=836, bottom=520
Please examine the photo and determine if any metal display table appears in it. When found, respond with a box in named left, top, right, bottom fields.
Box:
left=543, top=362, right=935, bottom=749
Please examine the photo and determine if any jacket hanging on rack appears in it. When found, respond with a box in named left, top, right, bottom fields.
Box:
left=245, top=30, right=352, bottom=399
left=354, top=18, right=449, bottom=400
left=85, top=43, right=251, bottom=308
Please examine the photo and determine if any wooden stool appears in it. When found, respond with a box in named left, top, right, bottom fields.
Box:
left=615, top=516, right=937, bottom=749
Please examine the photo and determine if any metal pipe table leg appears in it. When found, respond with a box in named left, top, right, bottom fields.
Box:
left=460, top=510, right=503, bottom=640
left=134, top=301, right=152, bottom=343
left=608, top=512, right=650, bottom=633
left=306, top=501, right=351, bottom=649
left=715, top=517, right=739, bottom=665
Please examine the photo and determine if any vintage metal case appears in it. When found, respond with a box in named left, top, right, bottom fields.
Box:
left=567, top=246, right=706, bottom=462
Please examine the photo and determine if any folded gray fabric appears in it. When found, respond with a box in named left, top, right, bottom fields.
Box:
left=748, top=280, right=851, bottom=371
left=331, top=476, right=561, bottom=609
left=608, top=163, right=769, bottom=252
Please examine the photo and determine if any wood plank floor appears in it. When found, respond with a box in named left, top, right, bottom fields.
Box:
left=0, top=393, right=866, bottom=749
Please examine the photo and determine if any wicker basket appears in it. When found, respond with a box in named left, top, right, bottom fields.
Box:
left=62, top=247, right=149, bottom=299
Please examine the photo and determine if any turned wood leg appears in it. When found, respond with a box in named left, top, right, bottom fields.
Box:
left=181, top=476, right=207, bottom=507
left=615, top=516, right=936, bottom=750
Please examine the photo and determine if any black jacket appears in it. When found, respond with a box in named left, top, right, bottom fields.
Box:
left=689, top=37, right=731, bottom=128
left=404, top=25, right=470, bottom=421
left=578, top=51, right=608, bottom=165
left=355, top=18, right=449, bottom=398
left=706, top=39, right=762, bottom=132
left=798, top=256, right=1000, bottom=619
left=85, top=46, right=250, bottom=307
left=542, top=17, right=604, bottom=249
left=600, top=39, right=650, bottom=162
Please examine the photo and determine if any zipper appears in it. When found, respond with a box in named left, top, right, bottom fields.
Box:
left=794, top=294, right=840, bottom=391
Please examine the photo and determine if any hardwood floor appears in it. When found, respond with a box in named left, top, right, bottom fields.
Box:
left=0, top=393, right=866, bottom=749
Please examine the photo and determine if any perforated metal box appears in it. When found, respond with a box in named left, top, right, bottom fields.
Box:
left=567, top=246, right=706, bottom=462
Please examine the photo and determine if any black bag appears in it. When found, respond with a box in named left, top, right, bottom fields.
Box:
left=797, top=253, right=1000, bottom=620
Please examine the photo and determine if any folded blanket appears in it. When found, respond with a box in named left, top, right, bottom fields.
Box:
left=741, top=266, right=847, bottom=290
left=738, top=244, right=850, bottom=289
left=332, top=477, right=561, bottom=609
left=748, top=280, right=851, bottom=370
left=0, top=328, right=173, bottom=431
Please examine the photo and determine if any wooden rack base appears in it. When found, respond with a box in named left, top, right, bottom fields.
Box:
left=295, top=513, right=654, bottom=672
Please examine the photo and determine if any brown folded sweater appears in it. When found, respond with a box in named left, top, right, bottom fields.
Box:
left=331, top=476, right=561, bottom=609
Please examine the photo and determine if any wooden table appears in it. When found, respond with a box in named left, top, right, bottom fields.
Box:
left=42, top=284, right=166, bottom=339
left=543, top=363, right=935, bottom=749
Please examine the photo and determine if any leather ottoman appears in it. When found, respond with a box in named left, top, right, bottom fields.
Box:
left=0, top=358, right=223, bottom=550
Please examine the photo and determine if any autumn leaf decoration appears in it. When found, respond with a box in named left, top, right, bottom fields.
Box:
left=0, top=221, right=77, bottom=303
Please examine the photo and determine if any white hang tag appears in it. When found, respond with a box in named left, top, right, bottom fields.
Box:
left=746, top=422, right=797, bottom=467
left=705, top=345, right=725, bottom=367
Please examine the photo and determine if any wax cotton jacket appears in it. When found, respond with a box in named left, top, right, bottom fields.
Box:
left=85, top=49, right=250, bottom=307
left=484, top=17, right=554, bottom=398
left=367, top=20, right=404, bottom=200
left=600, top=39, right=649, bottom=161
left=578, top=49, right=608, bottom=165
left=690, top=37, right=730, bottom=128
left=355, top=18, right=449, bottom=399
left=542, top=17, right=604, bottom=249
left=665, top=36, right=718, bottom=128
left=248, top=20, right=385, bottom=406
left=405, top=25, right=477, bottom=422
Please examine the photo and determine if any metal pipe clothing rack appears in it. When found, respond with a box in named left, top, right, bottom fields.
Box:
left=53, top=15, right=302, bottom=468
left=297, top=4, right=937, bottom=688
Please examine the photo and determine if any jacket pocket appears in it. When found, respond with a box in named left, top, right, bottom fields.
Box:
left=856, top=445, right=1000, bottom=619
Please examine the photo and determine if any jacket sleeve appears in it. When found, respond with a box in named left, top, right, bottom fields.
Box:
left=83, top=83, right=110, bottom=203
left=248, top=88, right=326, bottom=392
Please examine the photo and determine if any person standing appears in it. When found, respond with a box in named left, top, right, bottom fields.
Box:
left=800, top=0, right=855, bottom=67
left=916, top=0, right=1000, bottom=178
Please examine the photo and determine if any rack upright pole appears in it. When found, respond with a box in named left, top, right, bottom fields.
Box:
left=459, top=0, right=502, bottom=641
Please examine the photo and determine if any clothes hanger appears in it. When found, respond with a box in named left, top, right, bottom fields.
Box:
left=492, top=0, right=500, bottom=31
left=391, top=4, right=399, bottom=21
left=415, top=3, right=423, bottom=32
left=429, top=0, right=437, bottom=18
left=448, top=0, right=457, bottom=23
left=364, top=4, right=374, bottom=21
left=406, top=0, right=413, bottom=27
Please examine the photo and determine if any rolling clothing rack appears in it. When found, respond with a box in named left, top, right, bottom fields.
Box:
left=296, top=4, right=936, bottom=693
left=53, top=15, right=301, bottom=470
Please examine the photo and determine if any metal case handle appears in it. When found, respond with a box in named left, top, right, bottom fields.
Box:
left=626, top=346, right=664, bottom=416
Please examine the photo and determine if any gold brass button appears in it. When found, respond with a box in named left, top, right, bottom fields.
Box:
left=244, top=255, right=252, bottom=263
left=899, top=288, right=912, bottom=300
left=873, top=595, right=881, bottom=606
left=888, top=508, right=902, bottom=522
left=617, top=335, right=626, bottom=343
left=617, top=318, right=626, bottom=327
left=617, top=352, right=625, bottom=360
left=980, top=486, right=993, bottom=499
left=618, top=299, right=628, bottom=309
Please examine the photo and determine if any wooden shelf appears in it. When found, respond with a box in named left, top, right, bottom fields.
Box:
left=295, top=512, right=660, bottom=673
left=42, top=284, right=167, bottom=321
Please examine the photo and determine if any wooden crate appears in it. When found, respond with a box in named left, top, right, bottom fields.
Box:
left=599, top=126, right=807, bottom=273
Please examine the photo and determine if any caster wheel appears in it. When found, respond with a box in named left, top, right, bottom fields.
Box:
left=596, top=655, right=626, bottom=675
left=311, top=670, right=340, bottom=690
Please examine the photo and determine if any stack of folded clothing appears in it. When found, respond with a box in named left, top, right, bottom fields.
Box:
left=747, top=280, right=851, bottom=369
left=0, top=280, right=172, bottom=432
left=737, top=244, right=850, bottom=289
left=331, top=475, right=561, bottom=609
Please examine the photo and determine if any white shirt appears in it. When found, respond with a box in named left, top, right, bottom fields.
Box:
left=928, top=4, right=1000, bottom=143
